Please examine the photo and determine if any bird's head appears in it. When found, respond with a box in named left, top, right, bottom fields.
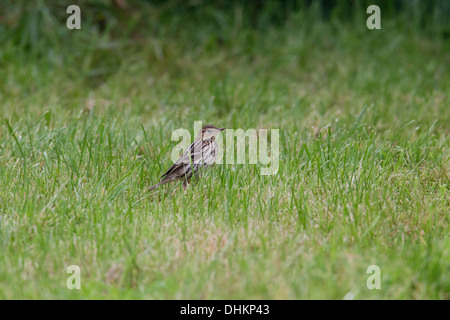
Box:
left=200, top=125, right=225, bottom=141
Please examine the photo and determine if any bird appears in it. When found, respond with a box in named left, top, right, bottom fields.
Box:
left=148, top=125, right=225, bottom=191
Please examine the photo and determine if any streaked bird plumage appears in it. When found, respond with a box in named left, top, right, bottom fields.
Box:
left=149, top=125, right=225, bottom=191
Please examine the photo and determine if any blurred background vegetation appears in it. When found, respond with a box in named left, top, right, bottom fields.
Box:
left=0, top=0, right=449, bottom=133
left=2, top=1, right=449, bottom=50
left=1, top=0, right=448, bottom=88
left=0, top=0, right=447, bottom=125
left=0, top=1, right=448, bottom=126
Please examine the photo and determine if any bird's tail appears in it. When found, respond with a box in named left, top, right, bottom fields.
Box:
left=148, top=182, right=161, bottom=192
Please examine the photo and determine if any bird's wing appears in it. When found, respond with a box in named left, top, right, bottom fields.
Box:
left=160, top=138, right=205, bottom=179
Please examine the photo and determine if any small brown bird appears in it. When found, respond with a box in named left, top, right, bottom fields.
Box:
left=149, top=125, right=225, bottom=191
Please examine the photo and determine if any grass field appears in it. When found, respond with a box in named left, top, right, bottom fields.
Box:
left=0, top=1, right=449, bottom=299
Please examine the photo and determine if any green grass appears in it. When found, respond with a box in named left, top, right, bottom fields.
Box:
left=0, top=2, right=449, bottom=299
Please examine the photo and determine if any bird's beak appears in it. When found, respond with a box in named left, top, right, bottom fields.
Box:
left=219, top=128, right=225, bottom=131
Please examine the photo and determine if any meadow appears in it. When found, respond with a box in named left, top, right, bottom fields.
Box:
left=0, top=1, right=449, bottom=299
